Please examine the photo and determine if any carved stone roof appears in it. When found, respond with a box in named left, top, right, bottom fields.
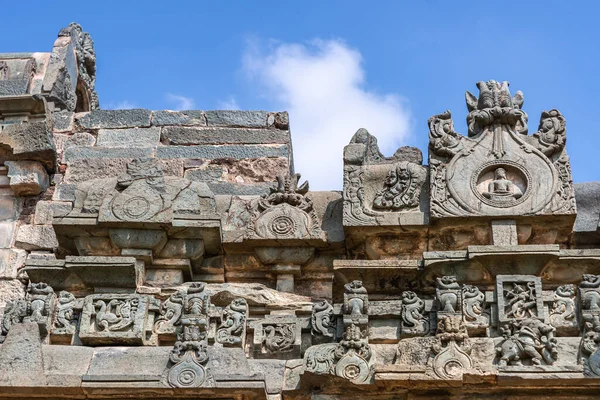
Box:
left=2, top=24, right=600, bottom=400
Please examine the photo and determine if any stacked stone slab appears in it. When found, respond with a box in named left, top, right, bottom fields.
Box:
left=3, top=23, right=600, bottom=400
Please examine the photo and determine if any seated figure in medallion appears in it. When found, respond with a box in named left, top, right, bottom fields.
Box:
left=483, top=167, right=522, bottom=202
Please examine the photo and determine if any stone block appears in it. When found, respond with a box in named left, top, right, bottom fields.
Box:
left=151, top=110, right=205, bottom=126
left=64, top=132, right=96, bottom=150
left=0, top=121, right=56, bottom=169
left=15, top=224, right=59, bottom=250
left=34, top=201, right=73, bottom=225
left=0, top=196, right=17, bottom=220
left=184, top=166, right=224, bottom=182
left=97, top=127, right=161, bottom=147
left=491, top=220, right=518, bottom=246
left=0, top=79, right=29, bottom=96
left=5, top=160, right=49, bottom=196
left=51, top=110, right=74, bottom=132
left=267, top=111, right=289, bottom=129
left=204, top=110, right=268, bottom=128
left=0, top=323, right=46, bottom=387
left=207, top=182, right=274, bottom=196
left=161, top=126, right=289, bottom=145
left=145, top=268, right=184, bottom=286
left=63, top=146, right=154, bottom=162
left=0, top=248, right=26, bottom=278
left=52, top=183, right=76, bottom=201
left=0, top=221, right=16, bottom=248
left=76, top=109, right=152, bottom=129
left=155, top=144, right=288, bottom=160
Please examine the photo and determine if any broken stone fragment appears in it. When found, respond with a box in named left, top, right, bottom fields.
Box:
left=15, top=224, right=58, bottom=251
left=4, top=161, right=49, bottom=196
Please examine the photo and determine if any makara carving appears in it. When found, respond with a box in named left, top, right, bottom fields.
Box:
left=311, top=300, right=336, bottom=340
left=216, top=298, right=247, bottom=347
left=52, top=291, right=77, bottom=336
left=304, top=323, right=372, bottom=384
left=401, top=291, right=429, bottom=336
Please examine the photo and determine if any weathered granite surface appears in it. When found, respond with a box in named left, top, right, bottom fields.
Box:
left=2, top=23, right=600, bottom=400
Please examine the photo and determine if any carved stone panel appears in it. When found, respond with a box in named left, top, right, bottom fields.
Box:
left=549, top=284, right=577, bottom=335
left=253, top=316, right=301, bottom=359
left=496, top=275, right=544, bottom=326
left=311, top=300, right=336, bottom=342
left=343, top=129, right=427, bottom=227
left=79, top=294, right=159, bottom=345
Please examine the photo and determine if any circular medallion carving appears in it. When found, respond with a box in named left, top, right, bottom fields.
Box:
left=270, top=215, right=296, bottom=236
left=123, top=196, right=150, bottom=218
left=335, top=353, right=370, bottom=383
left=111, top=188, right=162, bottom=221
left=471, top=160, right=532, bottom=208
left=168, top=359, right=206, bottom=388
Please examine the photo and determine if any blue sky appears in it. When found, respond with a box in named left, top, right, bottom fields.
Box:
left=2, top=1, right=599, bottom=190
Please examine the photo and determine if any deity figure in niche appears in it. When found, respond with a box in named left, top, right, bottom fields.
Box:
left=483, top=168, right=522, bottom=202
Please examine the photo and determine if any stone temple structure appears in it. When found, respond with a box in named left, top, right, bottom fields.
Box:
left=2, top=23, right=600, bottom=399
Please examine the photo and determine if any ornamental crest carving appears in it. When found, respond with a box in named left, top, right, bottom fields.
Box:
left=67, top=158, right=216, bottom=224
left=245, top=173, right=324, bottom=240
left=428, top=80, right=575, bottom=218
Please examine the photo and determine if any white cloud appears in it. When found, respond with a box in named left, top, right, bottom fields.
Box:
left=243, top=39, right=412, bottom=190
left=218, top=96, right=240, bottom=110
left=166, top=93, right=195, bottom=111
left=105, top=100, right=138, bottom=110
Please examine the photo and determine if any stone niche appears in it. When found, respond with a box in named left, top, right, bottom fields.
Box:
left=45, top=157, right=222, bottom=287
left=343, top=128, right=429, bottom=260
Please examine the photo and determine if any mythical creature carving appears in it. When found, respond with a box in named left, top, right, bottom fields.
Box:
left=401, top=291, right=429, bottom=336
left=93, top=298, right=139, bottom=332
left=428, top=111, right=463, bottom=158
left=431, top=316, right=472, bottom=380
left=436, top=276, right=461, bottom=314
left=0, top=282, right=56, bottom=340
left=372, top=161, right=426, bottom=211
left=0, top=298, right=27, bottom=342
left=263, top=323, right=296, bottom=353
left=533, top=109, right=566, bottom=157
left=216, top=298, right=247, bottom=347
left=462, top=285, right=489, bottom=329
left=304, top=324, right=372, bottom=384
left=496, top=318, right=558, bottom=367
left=53, top=291, right=77, bottom=335
left=344, top=280, right=368, bottom=316
left=25, top=282, right=55, bottom=327
left=550, top=284, right=576, bottom=330
left=246, top=172, right=323, bottom=240
left=578, top=275, right=600, bottom=376
left=342, top=166, right=376, bottom=225
left=311, top=300, right=336, bottom=339
left=154, top=290, right=184, bottom=335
